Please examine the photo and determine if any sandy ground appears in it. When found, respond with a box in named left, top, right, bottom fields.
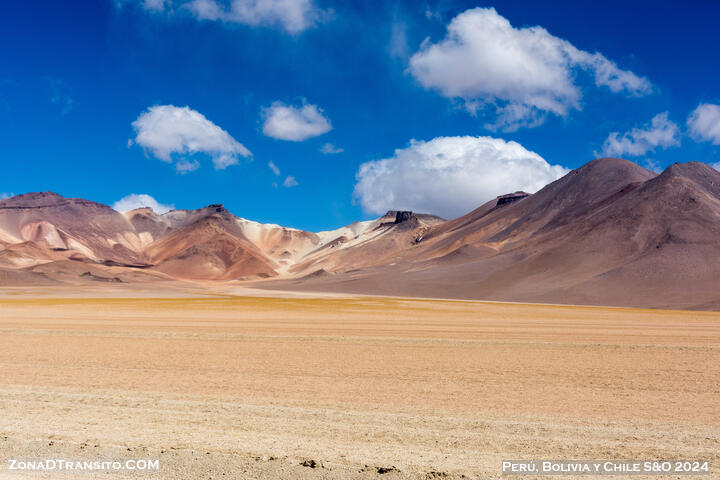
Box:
left=0, top=291, right=718, bottom=479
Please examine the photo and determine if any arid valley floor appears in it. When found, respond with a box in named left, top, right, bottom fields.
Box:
left=0, top=287, right=718, bottom=479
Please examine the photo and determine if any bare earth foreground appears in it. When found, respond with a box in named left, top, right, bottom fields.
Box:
left=0, top=288, right=718, bottom=479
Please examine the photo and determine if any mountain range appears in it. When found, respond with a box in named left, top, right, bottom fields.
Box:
left=2, top=157, right=720, bottom=310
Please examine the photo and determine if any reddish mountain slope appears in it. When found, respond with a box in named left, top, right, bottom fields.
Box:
left=261, top=159, right=720, bottom=310
left=289, top=211, right=445, bottom=275
left=0, top=192, right=144, bottom=265
left=144, top=214, right=278, bottom=280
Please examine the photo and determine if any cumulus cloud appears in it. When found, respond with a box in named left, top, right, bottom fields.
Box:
left=131, top=105, right=251, bottom=171
left=283, top=176, right=299, bottom=187
left=261, top=101, right=332, bottom=141
left=353, top=136, right=568, bottom=219
left=112, top=194, right=174, bottom=214
left=268, top=160, right=281, bottom=175
left=186, top=0, right=326, bottom=34
left=597, top=112, right=680, bottom=157
left=320, top=143, right=343, bottom=154
left=687, top=103, right=720, bottom=145
left=408, top=7, right=652, bottom=131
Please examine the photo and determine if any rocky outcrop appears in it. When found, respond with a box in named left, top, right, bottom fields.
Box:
left=393, top=211, right=414, bottom=224
left=496, top=192, right=529, bottom=206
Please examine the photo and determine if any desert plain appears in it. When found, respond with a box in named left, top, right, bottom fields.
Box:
left=0, top=286, right=718, bottom=480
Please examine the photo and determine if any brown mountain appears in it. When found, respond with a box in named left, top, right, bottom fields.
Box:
left=143, top=212, right=278, bottom=280
left=288, top=210, right=445, bottom=276
left=0, top=197, right=300, bottom=284
left=258, top=158, right=720, bottom=310
left=2, top=158, right=720, bottom=310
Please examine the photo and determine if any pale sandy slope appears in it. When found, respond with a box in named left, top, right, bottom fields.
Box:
left=0, top=292, right=718, bottom=479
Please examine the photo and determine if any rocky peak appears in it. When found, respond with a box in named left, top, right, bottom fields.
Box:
left=0, top=191, right=65, bottom=207
left=496, top=192, right=529, bottom=206
left=661, top=161, right=718, bottom=179
left=207, top=204, right=226, bottom=213
left=393, top=211, right=414, bottom=224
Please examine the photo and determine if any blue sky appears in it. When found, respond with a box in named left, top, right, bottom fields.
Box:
left=1, top=0, right=720, bottom=231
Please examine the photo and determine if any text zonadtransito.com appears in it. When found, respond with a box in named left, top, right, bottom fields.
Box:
left=7, top=459, right=160, bottom=471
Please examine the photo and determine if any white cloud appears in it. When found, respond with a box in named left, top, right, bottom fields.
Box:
left=113, top=194, right=174, bottom=214
left=424, top=7, right=442, bottom=20
left=143, top=0, right=166, bottom=11
left=47, top=77, right=73, bottom=117
left=268, top=160, right=281, bottom=175
left=121, top=0, right=325, bottom=33
left=0, top=192, right=14, bottom=200
left=261, top=101, right=332, bottom=141
left=268, top=163, right=299, bottom=187
left=353, top=136, right=568, bottom=219
left=131, top=105, right=251, bottom=171
left=408, top=7, right=652, bottom=131
left=320, top=143, right=343, bottom=154
left=115, top=0, right=167, bottom=12
left=642, top=158, right=663, bottom=174
left=175, top=159, right=201, bottom=174
left=186, top=0, right=326, bottom=34
left=388, top=20, right=409, bottom=60
left=687, top=103, right=720, bottom=145
left=283, top=176, right=299, bottom=187
left=597, top=112, right=680, bottom=157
